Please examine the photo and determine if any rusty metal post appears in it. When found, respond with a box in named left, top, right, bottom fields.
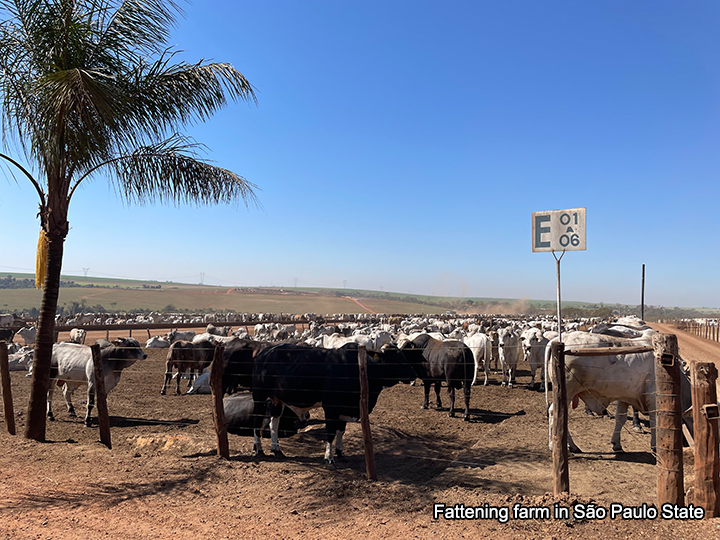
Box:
left=0, top=342, right=16, bottom=435
left=653, top=333, right=683, bottom=506
left=691, top=362, right=720, bottom=516
left=551, top=341, right=569, bottom=495
left=358, top=346, right=377, bottom=481
left=90, top=343, right=111, bottom=449
left=210, top=345, right=229, bottom=459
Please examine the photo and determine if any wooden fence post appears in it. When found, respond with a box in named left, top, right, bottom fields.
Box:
left=690, top=362, right=720, bottom=517
left=90, top=343, right=112, bottom=449
left=358, top=345, right=377, bottom=481
left=551, top=341, right=569, bottom=495
left=653, top=333, right=683, bottom=506
left=210, top=345, right=229, bottom=459
left=0, top=342, right=16, bottom=435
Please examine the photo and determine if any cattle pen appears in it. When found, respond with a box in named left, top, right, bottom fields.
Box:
left=0, top=322, right=719, bottom=539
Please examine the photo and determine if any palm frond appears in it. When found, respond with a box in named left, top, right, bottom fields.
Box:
left=100, top=135, right=259, bottom=208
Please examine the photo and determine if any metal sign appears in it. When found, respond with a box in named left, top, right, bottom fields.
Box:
left=532, top=208, right=587, bottom=252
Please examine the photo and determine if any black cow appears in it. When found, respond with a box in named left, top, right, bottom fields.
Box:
left=224, top=394, right=307, bottom=438
left=221, top=338, right=271, bottom=394
left=160, top=338, right=215, bottom=395
left=0, top=328, right=15, bottom=343
left=398, top=333, right=473, bottom=421
left=251, top=342, right=415, bottom=465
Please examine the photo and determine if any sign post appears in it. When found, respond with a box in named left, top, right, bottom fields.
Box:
left=532, top=208, right=587, bottom=342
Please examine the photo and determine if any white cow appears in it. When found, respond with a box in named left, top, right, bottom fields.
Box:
left=77, top=313, right=95, bottom=325
left=317, top=333, right=375, bottom=350
left=146, top=336, right=171, bottom=348
left=8, top=346, right=33, bottom=371
left=463, top=333, right=492, bottom=386
left=15, top=326, right=37, bottom=346
left=497, top=327, right=523, bottom=387
left=167, top=330, right=196, bottom=343
left=520, top=327, right=549, bottom=390
left=68, top=328, right=87, bottom=344
left=546, top=330, right=691, bottom=453
left=47, top=338, right=147, bottom=426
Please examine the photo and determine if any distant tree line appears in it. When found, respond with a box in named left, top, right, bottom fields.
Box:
left=0, top=275, right=91, bottom=288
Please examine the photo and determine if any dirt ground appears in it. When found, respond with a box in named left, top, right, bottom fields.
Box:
left=1, top=324, right=719, bottom=539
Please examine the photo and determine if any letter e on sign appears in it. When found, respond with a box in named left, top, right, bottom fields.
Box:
left=532, top=208, right=586, bottom=252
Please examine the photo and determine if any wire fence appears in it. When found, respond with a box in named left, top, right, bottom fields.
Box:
left=671, top=318, right=720, bottom=343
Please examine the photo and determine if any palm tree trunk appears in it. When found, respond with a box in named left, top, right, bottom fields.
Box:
left=24, top=236, right=64, bottom=441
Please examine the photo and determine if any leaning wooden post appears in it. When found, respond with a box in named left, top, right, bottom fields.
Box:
left=551, top=341, right=569, bottom=495
left=90, top=343, right=111, bottom=449
left=209, top=345, right=229, bottom=459
left=653, top=333, right=683, bottom=506
left=691, top=362, right=720, bottom=516
left=0, top=342, right=16, bottom=435
left=358, top=345, right=377, bottom=481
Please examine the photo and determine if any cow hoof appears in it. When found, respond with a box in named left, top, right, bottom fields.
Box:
left=68, top=410, right=77, bottom=418
left=612, top=445, right=625, bottom=453
left=272, top=449, right=285, bottom=458
left=633, top=425, right=643, bottom=432
left=160, top=389, right=166, bottom=395
left=47, top=414, right=55, bottom=422
left=421, top=404, right=429, bottom=410
left=335, top=449, right=345, bottom=459
left=448, top=411, right=455, bottom=418
left=253, top=448, right=265, bottom=458
left=84, top=421, right=92, bottom=428
left=463, top=415, right=470, bottom=422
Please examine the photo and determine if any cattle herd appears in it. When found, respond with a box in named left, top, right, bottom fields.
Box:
left=2, top=311, right=682, bottom=465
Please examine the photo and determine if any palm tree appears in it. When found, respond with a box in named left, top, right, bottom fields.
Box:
left=0, top=0, right=258, bottom=441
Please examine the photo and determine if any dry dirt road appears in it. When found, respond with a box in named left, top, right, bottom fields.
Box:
left=1, top=324, right=719, bottom=539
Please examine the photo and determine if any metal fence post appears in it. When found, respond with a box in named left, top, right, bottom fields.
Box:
left=552, top=341, right=569, bottom=495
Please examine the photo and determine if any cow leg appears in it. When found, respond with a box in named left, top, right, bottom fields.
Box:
left=252, top=429, right=265, bottom=458
left=334, top=429, right=346, bottom=459
left=422, top=381, right=431, bottom=409
left=632, top=407, right=642, bottom=431
left=462, top=381, right=471, bottom=421
left=324, top=420, right=345, bottom=466
left=447, top=385, right=456, bottom=417
left=528, top=366, right=536, bottom=390
left=611, top=401, right=629, bottom=452
left=85, top=385, right=95, bottom=428
left=47, top=382, right=55, bottom=421
left=252, top=399, right=269, bottom=458
left=434, top=381, right=442, bottom=409
left=269, top=415, right=284, bottom=457
left=61, top=383, right=77, bottom=418
left=548, top=402, right=583, bottom=453
left=483, top=357, right=489, bottom=386
left=160, top=366, right=172, bottom=395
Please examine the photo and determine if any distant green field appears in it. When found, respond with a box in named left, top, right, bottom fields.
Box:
left=0, top=278, right=446, bottom=314
left=3, top=271, right=705, bottom=317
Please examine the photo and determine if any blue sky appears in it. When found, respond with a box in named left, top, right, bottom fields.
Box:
left=1, top=1, right=719, bottom=308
